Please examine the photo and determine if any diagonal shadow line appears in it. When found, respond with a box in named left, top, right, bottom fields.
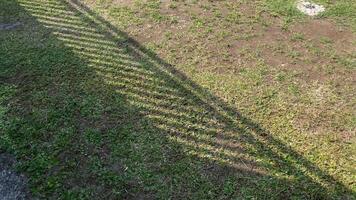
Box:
left=13, top=0, right=352, bottom=197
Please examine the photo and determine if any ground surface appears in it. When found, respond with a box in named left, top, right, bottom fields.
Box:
left=0, top=153, right=30, bottom=200
left=0, top=0, right=355, bottom=199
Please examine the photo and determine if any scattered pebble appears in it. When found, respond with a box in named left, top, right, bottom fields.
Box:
left=0, top=22, right=22, bottom=30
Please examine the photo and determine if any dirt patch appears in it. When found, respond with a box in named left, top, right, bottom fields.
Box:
left=292, top=19, right=356, bottom=53
left=229, top=18, right=355, bottom=82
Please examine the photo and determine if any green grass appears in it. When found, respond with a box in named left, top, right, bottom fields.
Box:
left=1, top=0, right=355, bottom=199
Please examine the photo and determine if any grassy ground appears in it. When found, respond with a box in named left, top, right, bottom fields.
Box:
left=0, top=0, right=355, bottom=199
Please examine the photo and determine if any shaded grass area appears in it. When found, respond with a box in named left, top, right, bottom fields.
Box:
left=0, top=0, right=355, bottom=199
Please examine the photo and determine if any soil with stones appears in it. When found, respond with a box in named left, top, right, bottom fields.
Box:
left=0, top=153, right=31, bottom=200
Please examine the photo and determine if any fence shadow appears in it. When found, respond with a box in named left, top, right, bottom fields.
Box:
left=3, top=0, right=354, bottom=198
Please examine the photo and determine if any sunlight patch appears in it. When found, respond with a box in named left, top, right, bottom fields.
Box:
left=297, top=0, right=325, bottom=16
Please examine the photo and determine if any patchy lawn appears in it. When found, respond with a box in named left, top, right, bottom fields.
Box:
left=0, top=0, right=355, bottom=199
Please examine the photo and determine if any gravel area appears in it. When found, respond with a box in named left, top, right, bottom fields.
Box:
left=297, top=0, right=325, bottom=16
left=0, top=153, right=31, bottom=200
